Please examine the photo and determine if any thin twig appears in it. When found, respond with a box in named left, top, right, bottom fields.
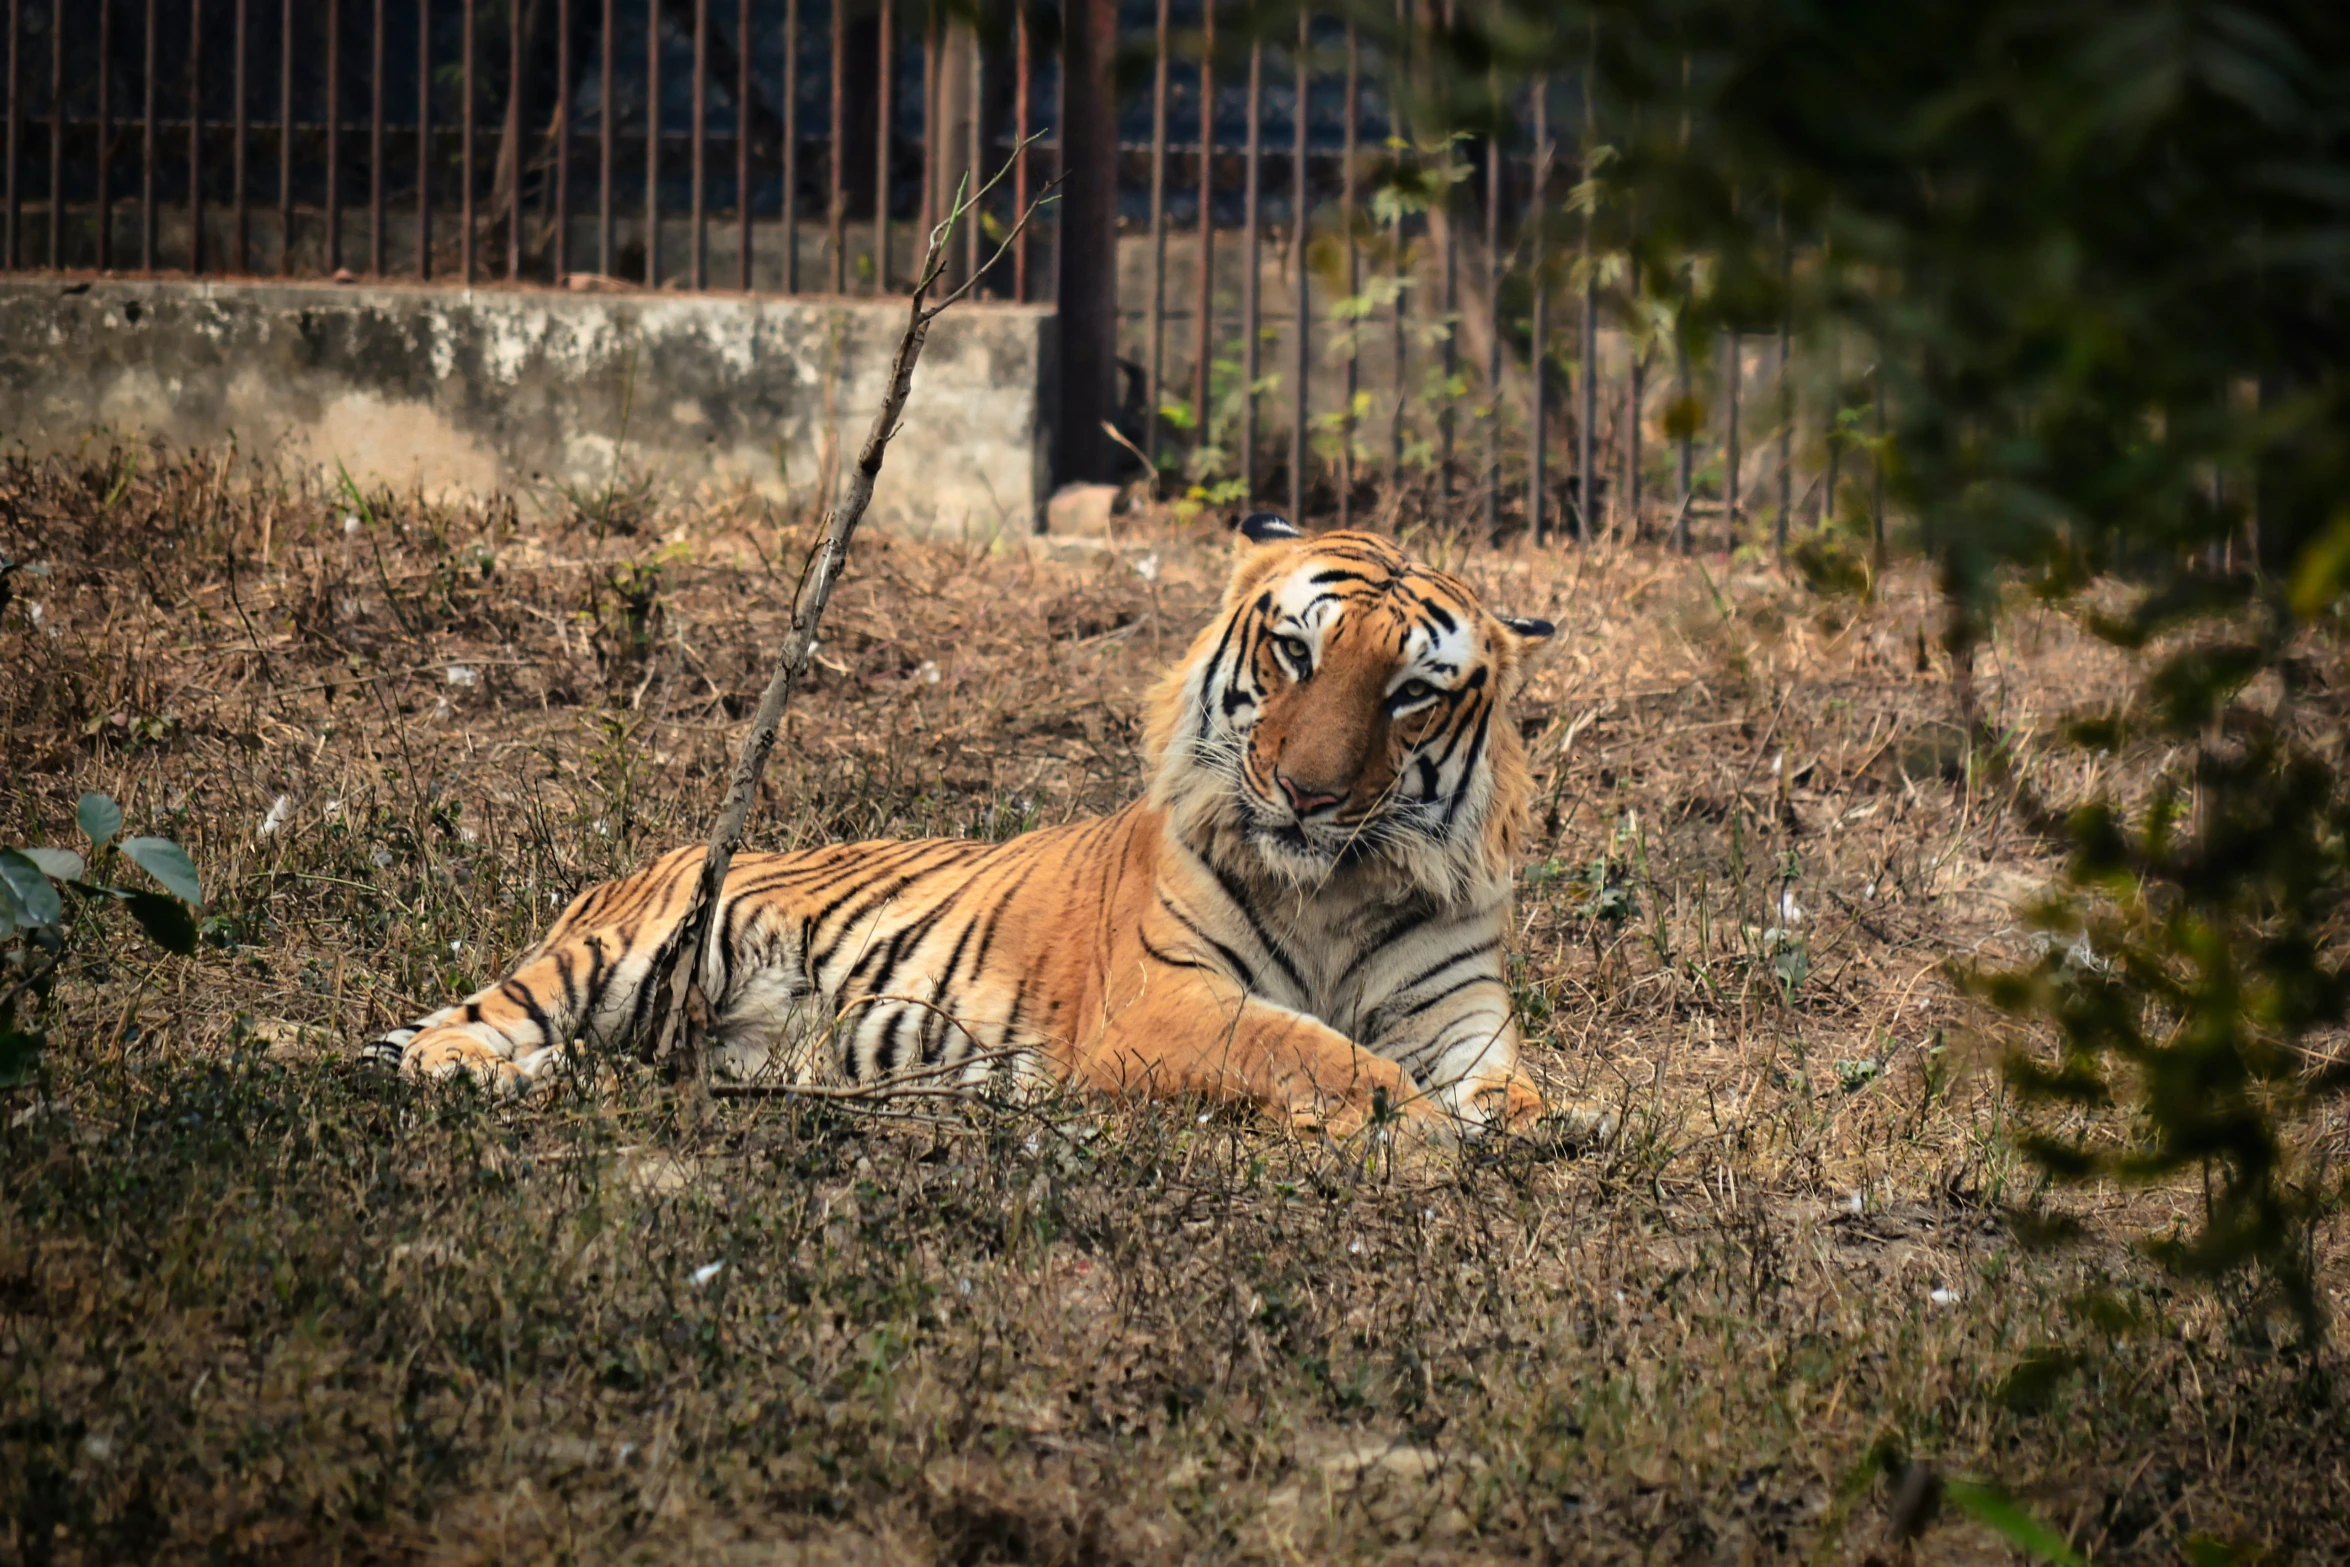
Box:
left=641, top=146, right=1063, bottom=1084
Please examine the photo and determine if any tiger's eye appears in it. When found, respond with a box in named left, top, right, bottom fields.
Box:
left=1394, top=679, right=1435, bottom=705
left=1277, top=635, right=1312, bottom=669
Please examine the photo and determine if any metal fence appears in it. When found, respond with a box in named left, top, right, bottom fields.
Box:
left=1, top=1, right=1848, bottom=547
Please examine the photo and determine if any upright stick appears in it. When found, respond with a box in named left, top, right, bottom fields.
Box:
left=645, top=156, right=1057, bottom=1076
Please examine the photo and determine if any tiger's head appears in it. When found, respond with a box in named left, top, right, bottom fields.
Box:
left=1146, top=515, right=1554, bottom=903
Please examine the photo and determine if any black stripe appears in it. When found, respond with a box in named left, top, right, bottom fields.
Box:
left=1141, top=932, right=1217, bottom=974
left=1156, top=896, right=1260, bottom=990
left=1396, top=972, right=1501, bottom=1023
left=1189, top=848, right=1306, bottom=994
left=1392, top=940, right=1498, bottom=997
left=1337, top=908, right=1432, bottom=989
left=1443, top=701, right=1497, bottom=827
left=500, top=979, right=557, bottom=1046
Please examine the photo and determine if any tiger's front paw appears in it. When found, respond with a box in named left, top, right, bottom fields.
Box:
left=402, top=1028, right=529, bottom=1095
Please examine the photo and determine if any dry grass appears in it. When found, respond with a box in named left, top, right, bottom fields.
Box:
left=2, top=446, right=2344, bottom=1565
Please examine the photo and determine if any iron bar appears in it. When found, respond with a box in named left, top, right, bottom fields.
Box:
left=5, top=0, right=18, bottom=270
left=599, top=0, right=613, bottom=274
left=1438, top=7, right=1457, bottom=500
left=1529, top=77, right=1547, bottom=543
left=1387, top=0, right=1405, bottom=502
left=1187, top=1, right=1211, bottom=440
left=1240, top=35, right=1259, bottom=501
left=558, top=0, right=573, bottom=279
left=873, top=0, right=890, bottom=292
left=961, top=26, right=976, bottom=284
left=370, top=0, right=384, bottom=272
left=325, top=0, right=338, bottom=271
left=1672, top=280, right=1692, bottom=553
left=462, top=0, right=477, bottom=282
left=640, top=0, right=654, bottom=285
left=1482, top=80, right=1501, bottom=536
left=1775, top=210, right=1791, bottom=551
left=1338, top=21, right=1357, bottom=527
left=142, top=0, right=154, bottom=269
left=281, top=0, right=293, bottom=273
left=915, top=2, right=931, bottom=242
left=416, top=0, right=430, bottom=277
left=1820, top=336, right=1839, bottom=527
left=1627, top=345, right=1643, bottom=531
left=507, top=0, right=522, bottom=279
left=1871, top=366, right=1885, bottom=567
left=49, top=0, right=62, bottom=268
left=1011, top=0, right=1028, bottom=301
left=236, top=0, right=251, bottom=272
left=733, top=0, right=746, bottom=287
left=1577, top=57, right=1596, bottom=538
left=825, top=0, right=840, bottom=292
left=1142, top=0, right=1167, bottom=476
left=1724, top=329, right=1740, bottom=540
left=1292, top=14, right=1309, bottom=524
left=781, top=0, right=796, bottom=291
left=691, top=0, right=706, bottom=287
left=189, top=0, right=203, bottom=273
left=97, top=0, right=111, bottom=269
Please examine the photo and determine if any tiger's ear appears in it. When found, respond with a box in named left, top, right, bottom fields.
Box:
left=1235, top=511, right=1304, bottom=544
left=1498, top=615, right=1556, bottom=640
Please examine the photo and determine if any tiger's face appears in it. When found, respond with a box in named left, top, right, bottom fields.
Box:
left=1149, top=517, right=1554, bottom=897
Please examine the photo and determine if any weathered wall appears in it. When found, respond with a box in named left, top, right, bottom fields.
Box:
left=0, top=278, right=1056, bottom=540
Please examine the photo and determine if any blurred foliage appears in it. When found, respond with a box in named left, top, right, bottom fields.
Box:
left=1305, top=0, right=2350, bottom=1330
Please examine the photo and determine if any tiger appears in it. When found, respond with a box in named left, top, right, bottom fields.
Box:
left=364, top=514, right=1558, bottom=1142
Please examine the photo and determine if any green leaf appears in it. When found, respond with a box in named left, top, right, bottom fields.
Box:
left=119, top=837, right=203, bottom=906
left=1943, top=1479, right=2085, bottom=1566
left=0, top=848, right=63, bottom=927
left=76, top=792, right=123, bottom=850
left=121, top=889, right=198, bottom=956
left=18, top=847, right=85, bottom=882
left=0, top=874, right=18, bottom=938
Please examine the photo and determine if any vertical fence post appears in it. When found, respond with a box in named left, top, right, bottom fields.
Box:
left=416, top=0, right=431, bottom=277
left=915, top=2, right=931, bottom=243
left=1672, top=296, right=1692, bottom=552
left=1239, top=36, right=1259, bottom=502
left=733, top=0, right=747, bottom=288
left=641, top=0, right=656, bottom=285
left=461, top=0, right=474, bottom=282
left=190, top=0, right=205, bottom=274
left=5, top=0, right=18, bottom=271
left=507, top=0, right=523, bottom=279
left=324, top=0, right=338, bottom=272
left=1011, top=1, right=1028, bottom=301
left=1056, top=0, right=1117, bottom=487
left=1626, top=338, right=1643, bottom=533
left=1386, top=0, right=1407, bottom=510
left=1481, top=78, right=1501, bottom=536
left=1775, top=209, right=1791, bottom=553
left=599, top=0, right=614, bottom=274
left=369, top=0, right=385, bottom=273
left=1870, top=365, right=1886, bottom=570
left=960, top=27, right=976, bottom=283
left=691, top=0, right=706, bottom=287
left=873, top=0, right=891, bottom=292
left=1143, top=0, right=1167, bottom=479
left=1188, top=3, right=1212, bottom=448
left=824, top=0, right=840, bottom=292
left=1723, top=328, right=1740, bottom=542
left=143, top=0, right=156, bottom=271
left=1528, top=77, right=1547, bottom=543
left=1437, top=21, right=1457, bottom=503
left=781, top=0, right=797, bottom=291
left=1338, top=21, right=1357, bottom=527
left=1820, top=336, right=1839, bottom=527
left=98, top=0, right=112, bottom=270
left=1291, top=14, right=1309, bottom=524
left=558, top=0, right=573, bottom=281
left=47, top=0, right=60, bottom=269
left=1577, top=56, right=1597, bottom=539
left=280, top=0, right=294, bottom=274
left=235, top=0, right=253, bottom=274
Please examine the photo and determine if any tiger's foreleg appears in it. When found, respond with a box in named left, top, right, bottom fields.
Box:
left=1085, top=966, right=1453, bottom=1143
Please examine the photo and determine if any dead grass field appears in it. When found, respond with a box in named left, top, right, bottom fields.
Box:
left=3, top=447, right=2346, bottom=1565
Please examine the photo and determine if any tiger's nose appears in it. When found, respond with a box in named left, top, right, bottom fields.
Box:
left=1276, top=770, right=1343, bottom=815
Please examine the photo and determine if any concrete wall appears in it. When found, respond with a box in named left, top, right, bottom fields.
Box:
left=0, top=277, right=1056, bottom=540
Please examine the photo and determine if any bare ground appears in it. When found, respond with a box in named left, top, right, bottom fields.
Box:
left=2, top=447, right=2344, bottom=1564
